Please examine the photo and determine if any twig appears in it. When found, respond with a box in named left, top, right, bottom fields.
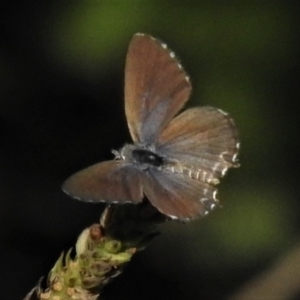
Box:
left=24, top=202, right=166, bottom=300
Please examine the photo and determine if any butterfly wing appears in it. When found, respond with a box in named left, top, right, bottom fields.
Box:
left=62, top=161, right=143, bottom=204
left=142, top=168, right=217, bottom=220
left=157, top=107, right=240, bottom=183
left=125, top=33, right=191, bottom=144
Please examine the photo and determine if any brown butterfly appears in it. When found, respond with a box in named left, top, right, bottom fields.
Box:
left=62, top=33, right=240, bottom=220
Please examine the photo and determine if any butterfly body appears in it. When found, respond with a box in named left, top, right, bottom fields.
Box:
left=62, top=33, right=240, bottom=220
left=116, top=143, right=221, bottom=185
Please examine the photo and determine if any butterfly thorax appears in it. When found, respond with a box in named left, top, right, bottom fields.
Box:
left=116, top=144, right=164, bottom=170
left=131, top=148, right=163, bottom=166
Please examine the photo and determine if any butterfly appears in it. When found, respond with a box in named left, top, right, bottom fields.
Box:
left=62, top=33, right=240, bottom=220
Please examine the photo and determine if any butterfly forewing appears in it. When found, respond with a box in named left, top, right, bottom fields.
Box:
left=141, top=168, right=218, bottom=220
left=158, top=107, right=239, bottom=181
left=125, top=33, right=191, bottom=144
left=62, top=161, right=143, bottom=204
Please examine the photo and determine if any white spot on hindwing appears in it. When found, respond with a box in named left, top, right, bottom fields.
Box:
left=232, top=142, right=240, bottom=164
left=213, top=190, right=217, bottom=201
left=221, top=167, right=228, bottom=176
left=233, top=153, right=238, bottom=163
left=200, top=195, right=219, bottom=216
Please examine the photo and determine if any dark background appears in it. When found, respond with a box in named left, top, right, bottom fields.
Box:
left=1, top=1, right=299, bottom=299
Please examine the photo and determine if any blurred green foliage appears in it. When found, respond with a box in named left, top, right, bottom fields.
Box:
left=1, top=1, right=298, bottom=299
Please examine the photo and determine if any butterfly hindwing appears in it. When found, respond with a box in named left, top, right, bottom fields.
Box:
left=141, top=167, right=218, bottom=220
left=157, top=107, right=239, bottom=183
